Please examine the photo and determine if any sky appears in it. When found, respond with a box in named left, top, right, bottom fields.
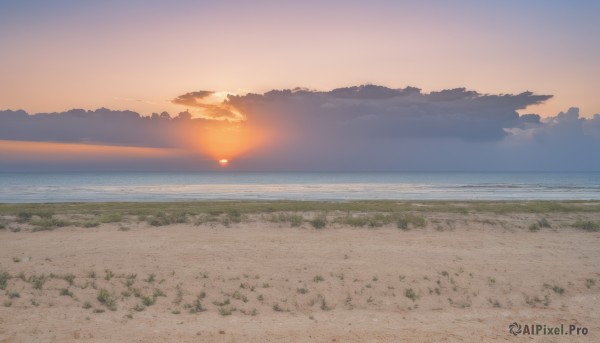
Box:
left=1, top=1, right=599, bottom=171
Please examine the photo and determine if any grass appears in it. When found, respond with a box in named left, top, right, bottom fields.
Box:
left=145, top=274, right=155, bottom=283
left=142, top=296, right=155, bottom=306
left=572, top=220, right=600, bottom=232
left=267, top=213, right=304, bottom=227
left=2, top=201, right=600, bottom=233
left=313, top=275, right=325, bottom=283
left=310, top=215, right=327, bottom=229
left=297, top=287, right=309, bottom=294
left=62, top=274, right=76, bottom=285
left=3, top=200, right=600, bottom=217
left=30, top=217, right=72, bottom=231
left=189, top=295, right=206, bottom=313
left=59, top=288, right=74, bottom=297
left=272, top=303, right=286, bottom=312
left=97, top=289, right=116, bottom=310
left=528, top=223, right=540, bottom=232
left=219, top=306, right=235, bottom=316
left=212, top=298, right=230, bottom=307
left=537, top=218, right=551, bottom=228
left=0, top=272, right=10, bottom=290
left=585, top=279, right=595, bottom=289
left=405, top=288, right=418, bottom=301
left=147, top=212, right=188, bottom=226
left=320, top=298, right=331, bottom=311
left=16, top=212, right=33, bottom=223
left=29, top=274, right=46, bottom=290
left=332, top=212, right=426, bottom=229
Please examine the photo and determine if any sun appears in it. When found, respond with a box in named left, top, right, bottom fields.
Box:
left=218, top=159, right=229, bottom=167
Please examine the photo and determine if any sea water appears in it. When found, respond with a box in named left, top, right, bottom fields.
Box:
left=1, top=172, right=599, bottom=203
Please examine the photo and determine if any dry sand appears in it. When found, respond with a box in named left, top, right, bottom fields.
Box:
left=1, top=211, right=599, bottom=342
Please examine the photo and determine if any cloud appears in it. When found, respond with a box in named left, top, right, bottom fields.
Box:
left=0, top=108, right=181, bottom=148
left=171, top=91, right=214, bottom=107
left=171, top=90, right=242, bottom=121
left=228, top=85, right=551, bottom=142
left=2, top=85, right=599, bottom=171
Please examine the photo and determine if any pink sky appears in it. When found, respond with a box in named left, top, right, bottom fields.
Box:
left=1, top=1, right=599, bottom=118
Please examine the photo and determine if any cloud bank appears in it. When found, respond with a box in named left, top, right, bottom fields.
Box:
left=1, top=85, right=599, bottom=171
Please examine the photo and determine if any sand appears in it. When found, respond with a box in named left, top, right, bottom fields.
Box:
left=1, top=210, right=599, bottom=342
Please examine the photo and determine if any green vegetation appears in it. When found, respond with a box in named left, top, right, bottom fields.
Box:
left=29, top=274, right=46, bottom=290
left=2, top=201, right=600, bottom=232
left=272, top=303, right=286, bottom=312
left=267, top=213, right=304, bottom=227
left=59, top=288, right=74, bottom=297
left=572, top=220, right=600, bottom=232
left=219, top=306, right=235, bottom=316
left=528, top=223, right=540, bottom=232
left=405, top=288, right=418, bottom=301
left=142, top=296, right=155, bottom=306
left=320, top=298, right=331, bottom=311
left=296, top=287, right=309, bottom=294
left=62, top=274, right=76, bottom=285
left=0, top=272, right=10, bottom=290
left=310, top=215, right=327, bottom=229
left=585, top=278, right=595, bottom=289
left=147, top=212, right=188, bottom=226
left=537, top=218, right=551, bottom=228
left=313, top=275, right=325, bottom=283
left=97, top=289, right=116, bottom=310
left=30, top=217, right=72, bottom=231
left=189, top=295, right=206, bottom=313
left=3, top=200, right=599, bottom=218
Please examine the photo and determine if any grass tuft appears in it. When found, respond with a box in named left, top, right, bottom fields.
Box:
left=572, top=220, right=600, bottom=232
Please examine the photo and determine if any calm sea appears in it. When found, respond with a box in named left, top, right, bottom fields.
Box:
left=1, top=172, right=599, bottom=203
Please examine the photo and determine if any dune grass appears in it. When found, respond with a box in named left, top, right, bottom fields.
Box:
left=1, top=201, right=599, bottom=232
left=2, top=200, right=600, bottom=218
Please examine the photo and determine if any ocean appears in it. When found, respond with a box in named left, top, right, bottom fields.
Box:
left=1, top=172, right=599, bottom=203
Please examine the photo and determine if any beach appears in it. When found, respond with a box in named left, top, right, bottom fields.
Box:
left=1, top=201, right=599, bottom=342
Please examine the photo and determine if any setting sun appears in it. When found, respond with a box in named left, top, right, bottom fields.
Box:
left=219, top=159, right=229, bottom=167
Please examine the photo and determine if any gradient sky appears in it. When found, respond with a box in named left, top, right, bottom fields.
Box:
left=1, top=0, right=599, bottom=117
left=1, top=1, right=600, bottom=171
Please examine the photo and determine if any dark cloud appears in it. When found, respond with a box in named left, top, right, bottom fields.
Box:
left=171, top=91, right=214, bottom=107
left=229, top=85, right=550, bottom=141
left=2, top=85, right=599, bottom=171
left=0, top=108, right=181, bottom=148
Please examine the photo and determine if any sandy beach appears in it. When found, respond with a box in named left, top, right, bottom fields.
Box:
left=1, top=202, right=599, bottom=342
